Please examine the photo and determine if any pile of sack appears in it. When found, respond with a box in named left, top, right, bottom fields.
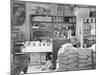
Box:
left=56, top=43, right=78, bottom=71
left=56, top=43, right=96, bottom=71
left=77, top=48, right=93, bottom=70
left=93, top=51, right=96, bottom=69
left=90, top=44, right=96, bottom=69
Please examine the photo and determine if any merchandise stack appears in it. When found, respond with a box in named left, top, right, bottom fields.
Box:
left=56, top=43, right=96, bottom=71
left=64, top=6, right=74, bottom=16
left=56, top=44, right=78, bottom=71
left=92, top=51, right=96, bottom=69
left=90, top=44, right=96, bottom=69
left=30, top=52, right=46, bottom=65
left=77, top=48, right=93, bottom=70
left=21, top=41, right=52, bottom=65
left=30, top=53, right=41, bottom=65
left=57, top=5, right=65, bottom=16
left=22, top=41, right=52, bottom=52
left=50, top=4, right=57, bottom=16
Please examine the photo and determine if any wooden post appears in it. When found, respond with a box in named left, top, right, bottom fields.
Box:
left=80, top=19, right=83, bottom=48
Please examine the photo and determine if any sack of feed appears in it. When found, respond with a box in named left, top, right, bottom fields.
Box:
left=58, top=48, right=65, bottom=55
left=78, top=63, right=88, bottom=68
left=78, top=59, right=89, bottom=63
left=58, top=64, right=68, bottom=69
left=78, top=55, right=88, bottom=60
left=76, top=67, right=92, bottom=70
left=77, top=48, right=92, bottom=56
left=67, top=62, right=78, bottom=68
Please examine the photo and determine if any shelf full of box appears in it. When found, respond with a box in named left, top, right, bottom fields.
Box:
left=31, top=21, right=76, bottom=24
left=30, top=15, right=76, bottom=41
left=31, top=14, right=76, bottom=18
left=81, top=18, right=96, bottom=48
left=31, top=15, right=76, bottom=23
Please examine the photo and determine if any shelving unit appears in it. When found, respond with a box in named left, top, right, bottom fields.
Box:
left=80, top=17, right=96, bottom=48
left=30, top=13, right=76, bottom=41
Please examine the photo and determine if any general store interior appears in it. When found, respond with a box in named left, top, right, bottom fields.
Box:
left=11, top=1, right=96, bottom=74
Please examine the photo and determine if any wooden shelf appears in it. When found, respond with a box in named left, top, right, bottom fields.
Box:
left=31, top=14, right=75, bottom=17
left=32, top=29, right=52, bottom=31
left=32, top=28, right=69, bottom=31
left=52, top=29, right=68, bottom=31
left=32, top=21, right=76, bottom=24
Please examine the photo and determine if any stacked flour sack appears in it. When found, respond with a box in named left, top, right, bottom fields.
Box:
left=56, top=43, right=78, bottom=71
left=77, top=48, right=93, bottom=70
left=90, top=44, right=96, bottom=69
left=93, top=51, right=96, bottom=69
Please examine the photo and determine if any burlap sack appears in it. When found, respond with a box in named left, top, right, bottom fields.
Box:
left=78, top=63, right=88, bottom=67
left=78, top=55, right=88, bottom=60
left=67, top=62, right=78, bottom=68
left=58, top=63, right=68, bottom=69
left=76, top=66, right=92, bottom=70
left=77, top=48, right=92, bottom=56
left=58, top=57, right=77, bottom=64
